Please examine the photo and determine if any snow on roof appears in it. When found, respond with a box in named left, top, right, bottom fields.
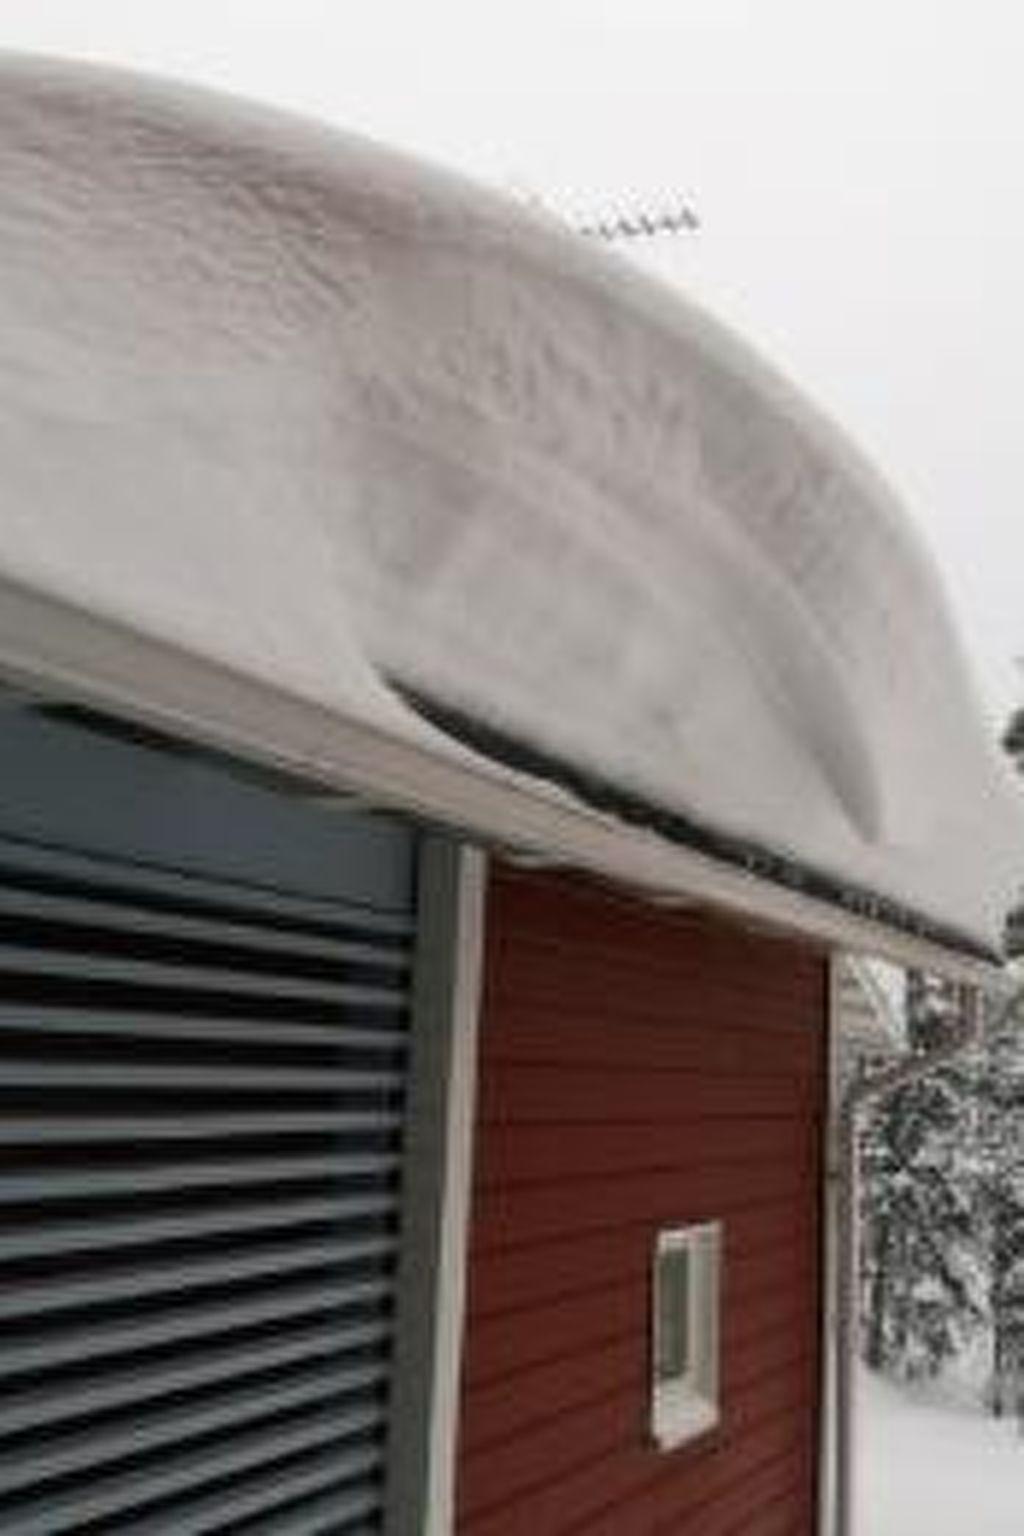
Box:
left=0, top=55, right=1021, bottom=963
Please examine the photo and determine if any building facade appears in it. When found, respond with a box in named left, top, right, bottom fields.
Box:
left=0, top=56, right=1018, bottom=1535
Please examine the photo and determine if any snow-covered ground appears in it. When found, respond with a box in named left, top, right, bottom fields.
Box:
left=859, top=1367, right=1023, bottom=1536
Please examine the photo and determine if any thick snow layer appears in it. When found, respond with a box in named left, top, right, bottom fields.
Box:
left=859, top=1368, right=1024, bottom=1536
left=0, top=55, right=1021, bottom=950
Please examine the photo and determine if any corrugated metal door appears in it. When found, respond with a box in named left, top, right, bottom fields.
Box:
left=0, top=709, right=419, bottom=1532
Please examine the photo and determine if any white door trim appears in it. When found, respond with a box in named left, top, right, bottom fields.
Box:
left=383, top=839, right=488, bottom=1536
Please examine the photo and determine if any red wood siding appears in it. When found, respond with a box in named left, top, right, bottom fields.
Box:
left=456, top=864, right=828, bottom=1535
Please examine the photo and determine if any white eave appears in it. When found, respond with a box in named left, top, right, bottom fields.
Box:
left=0, top=572, right=999, bottom=987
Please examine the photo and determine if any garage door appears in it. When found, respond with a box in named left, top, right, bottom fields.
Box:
left=0, top=708, right=420, bottom=1533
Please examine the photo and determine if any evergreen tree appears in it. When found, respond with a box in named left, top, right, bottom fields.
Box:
left=980, top=710, right=1024, bottom=1415
left=856, top=705, right=1024, bottom=1397
left=1001, top=705, right=1024, bottom=956
left=973, top=993, right=1024, bottom=1418
left=858, top=974, right=982, bottom=1381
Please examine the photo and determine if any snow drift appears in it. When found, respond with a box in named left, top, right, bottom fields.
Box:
left=0, top=55, right=1020, bottom=954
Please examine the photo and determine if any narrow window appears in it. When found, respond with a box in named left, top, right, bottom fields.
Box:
left=651, top=1222, right=722, bottom=1449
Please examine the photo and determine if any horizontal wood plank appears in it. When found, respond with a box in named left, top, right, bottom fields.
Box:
left=457, top=864, right=827, bottom=1533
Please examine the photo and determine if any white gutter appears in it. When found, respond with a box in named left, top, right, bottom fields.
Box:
left=0, top=577, right=1002, bottom=990
left=829, top=979, right=1024, bottom=1536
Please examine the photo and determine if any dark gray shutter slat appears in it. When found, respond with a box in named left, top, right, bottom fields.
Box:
left=0, top=1059, right=403, bottom=1094
left=233, top=1480, right=384, bottom=1534
left=0, top=1004, right=409, bottom=1048
left=0, top=1108, right=403, bottom=1143
left=0, top=1364, right=386, bottom=1498
left=0, top=1233, right=397, bottom=1320
left=0, top=834, right=414, bottom=936
left=119, top=1450, right=384, bottom=1536
left=2, top=1406, right=384, bottom=1534
left=0, top=812, right=417, bottom=1530
left=0, top=944, right=406, bottom=1000
left=0, top=1191, right=397, bottom=1264
left=0, top=1320, right=392, bottom=1441
left=0, top=1277, right=393, bottom=1381
left=0, top=1290, right=346, bottom=1393
left=0, top=883, right=412, bottom=966
left=0, top=1155, right=401, bottom=1206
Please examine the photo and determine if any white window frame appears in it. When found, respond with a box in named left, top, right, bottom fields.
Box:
left=651, top=1221, right=722, bottom=1450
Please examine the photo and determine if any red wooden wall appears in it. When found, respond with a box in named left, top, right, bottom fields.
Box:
left=456, top=864, right=829, bottom=1535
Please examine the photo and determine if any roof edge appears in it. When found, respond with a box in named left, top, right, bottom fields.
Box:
left=394, top=682, right=1001, bottom=969
left=0, top=575, right=1003, bottom=988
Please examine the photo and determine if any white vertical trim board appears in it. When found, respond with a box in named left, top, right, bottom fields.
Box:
left=383, top=839, right=488, bottom=1536
left=818, top=953, right=842, bottom=1536
left=423, top=843, right=487, bottom=1536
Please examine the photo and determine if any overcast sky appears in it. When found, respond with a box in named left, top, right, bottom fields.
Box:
left=3, top=1, right=1022, bottom=726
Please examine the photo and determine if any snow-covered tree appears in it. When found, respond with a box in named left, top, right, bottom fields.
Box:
left=981, top=706, right=1024, bottom=1416
left=856, top=709, right=1024, bottom=1397
left=972, top=993, right=1024, bottom=1418
left=858, top=974, right=982, bottom=1381
left=1001, top=706, right=1024, bottom=957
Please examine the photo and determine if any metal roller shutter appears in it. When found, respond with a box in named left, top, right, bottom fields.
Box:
left=0, top=784, right=419, bottom=1532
